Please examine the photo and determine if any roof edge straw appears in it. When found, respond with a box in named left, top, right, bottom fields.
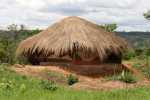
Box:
left=16, top=16, right=128, bottom=62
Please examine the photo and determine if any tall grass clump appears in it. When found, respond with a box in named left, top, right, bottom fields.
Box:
left=119, top=71, right=138, bottom=83
left=40, top=80, right=58, bottom=91
left=107, top=71, right=138, bottom=83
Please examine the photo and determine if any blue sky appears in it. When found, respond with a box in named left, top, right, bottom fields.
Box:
left=0, top=0, right=150, bottom=31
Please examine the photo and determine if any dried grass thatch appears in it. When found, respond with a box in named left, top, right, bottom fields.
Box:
left=16, top=16, right=128, bottom=62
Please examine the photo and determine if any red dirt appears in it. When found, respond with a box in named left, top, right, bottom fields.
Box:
left=122, top=63, right=144, bottom=79
left=11, top=64, right=150, bottom=91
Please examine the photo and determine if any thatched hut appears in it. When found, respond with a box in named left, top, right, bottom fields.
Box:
left=16, top=16, right=128, bottom=66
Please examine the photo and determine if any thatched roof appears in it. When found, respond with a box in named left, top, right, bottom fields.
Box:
left=16, top=16, right=128, bottom=61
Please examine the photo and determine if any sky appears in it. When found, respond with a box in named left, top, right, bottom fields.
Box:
left=0, top=0, right=150, bottom=31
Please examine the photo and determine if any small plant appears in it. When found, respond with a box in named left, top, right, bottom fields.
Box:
left=0, top=79, right=14, bottom=89
left=123, top=50, right=136, bottom=60
left=67, top=74, right=78, bottom=85
left=40, top=80, right=57, bottom=91
left=118, top=71, right=137, bottom=83
left=133, top=63, right=142, bottom=69
left=0, top=64, right=8, bottom=72
left=21, top=75, right=27, bottom=80
left=141, top=67, right=150, bottom=79
left=20, top=83, right=26, bottom=93
left=135, top=48, right=143, bottom=56
left=107, top=71, right=138, bottom=83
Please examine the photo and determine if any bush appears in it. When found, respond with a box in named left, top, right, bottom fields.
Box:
left=0, top=64, right=9, bottom=72
left=144, top=49, right=150, bottom=56
left=19, top=83, right=26, bottom=93
left=67, top=74, right=78, bottom=85
left=135, top=49, right=143, bottom=56
left=107, top=71, right=137, bottom=83
left=133, top=63, right=142, bottom=69
left=17, top=56, right=30, bottom=65
left=141, top=67, right=150, bottom=79
left=0, top=79, right=14, bottom=89
left=40, top=80, right=57, bottom=91
left=123, top=50, right=136, bottom=60
left=118, top=71, right=137, bottom=83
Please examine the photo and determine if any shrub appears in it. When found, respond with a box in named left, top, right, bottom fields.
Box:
left=135, top=48, right=143, bottom=56
left=133, top=63, right=142, bottom=69
left=19, top=83, right=26, bottom=93
left=123, top=50, right=136, bottom=60
left=107, top=71, right=137, bottom=83
left=144, top=49, right=150, bottom=56
left=40, top=80, right=57, bottom=91
left=141, top=67, right=150, bottom=79
left=16, top=56, right=30, bottom=65
left=0, top=65, right=6, bottom=72
left=0, top=79, right=14, bottom=89
left=118, top=71, right=137, bottom=83
left=67, top=74, right=78, bottom=85
left=21, top=75, right=27, bottom=80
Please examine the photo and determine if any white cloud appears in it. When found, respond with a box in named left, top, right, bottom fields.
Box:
left=0, top=0, right=150, bottom=31
left=16, top=0, right=46, bottom=10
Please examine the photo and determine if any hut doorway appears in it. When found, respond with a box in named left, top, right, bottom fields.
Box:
left=106, top=53, right=122, bottom=64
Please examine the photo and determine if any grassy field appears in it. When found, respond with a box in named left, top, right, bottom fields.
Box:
left=0, top=65, right=150, bottom=100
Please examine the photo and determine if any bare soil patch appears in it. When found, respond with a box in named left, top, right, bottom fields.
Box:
left=11, top=64, right=150, bottom=90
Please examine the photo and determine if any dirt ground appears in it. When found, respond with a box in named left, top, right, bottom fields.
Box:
left=11, top=64, right=150, bottom=90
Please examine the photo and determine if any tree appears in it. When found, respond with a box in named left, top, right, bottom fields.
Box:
left=7, top=24, right=18, bottom=31
left=20, top=24, right=27, bottom=31
left=100, top=23, right=117, bottom=32
left=0, top=37, right=15, bottom=63
left=7, top=24, right=19, bottom=39
left=144, top=10, right=150, bottom=20
left=143, top=11, right=150, bottom=67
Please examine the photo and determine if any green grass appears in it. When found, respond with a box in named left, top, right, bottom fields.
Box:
left=0, top=65, right=150, bottom=100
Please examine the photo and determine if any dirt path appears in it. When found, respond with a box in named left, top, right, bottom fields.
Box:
left=11, top=64, right=150, bottom=90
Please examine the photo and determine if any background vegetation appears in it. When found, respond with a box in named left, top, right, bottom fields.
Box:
left=0, top=24, right=41, bottom=64
left=0, top=12, right=149, bottom=100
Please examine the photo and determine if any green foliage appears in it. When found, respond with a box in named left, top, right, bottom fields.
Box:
left=143, top=40, right=150, bottom=56
left=19, top=83, right=26, bottom=93
left=67, top=74, right=78, bottom=85
left=123, top=50, right=136, bottom=60
left=144, top=49, right=150, bottom=57
left=100, top=23, right=117, bottom=32
left=133, top=63, right=142, bottom=69
left=135, top=49, right=143, bottom=56
left=107, top=71, right=137, bottom=83
left=0, top=43, right=6, bottom=61
left=0, top=28, right=40, bottom=64
left=119, top=71, right=137, bottom=83
left=142, top=67, right=150, bottom=79
left=0, top=37, right=18, bottom=64
left=40, top=80, right=57, bottom=91
left=133, top=40, right=150, bottom=58
left=0, top=64, right=9, bottom=73
left=0, top=79, right=14, bottom=90
left=137, top=59, right=150, bottom=79
left=16, top=56, right=30, bottom=65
